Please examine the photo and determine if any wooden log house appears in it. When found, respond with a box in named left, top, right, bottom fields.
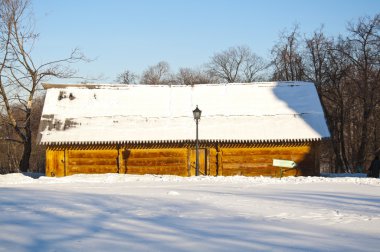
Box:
left=37, top=82, right=330, bottom=177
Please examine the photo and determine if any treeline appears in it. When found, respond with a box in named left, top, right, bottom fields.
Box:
left=270, top=17, right=380, bottom=172
left=116, top=46, right=269, bottom=85
left=0, top=0, right=379, bottom=173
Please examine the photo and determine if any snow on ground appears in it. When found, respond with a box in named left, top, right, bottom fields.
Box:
left=1, top=173, right=379, bottom=252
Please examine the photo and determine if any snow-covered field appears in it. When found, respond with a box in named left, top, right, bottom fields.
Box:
left=1, top=173, right=379, bottom=252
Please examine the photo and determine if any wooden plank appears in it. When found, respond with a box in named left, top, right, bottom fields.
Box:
left=223, top=164, right=304, bottom=177
left=222, top=167, right=278, bottom=176
left=209, top=148, right=217, bottom=176
left=222, top=170, right=266, bottom=176
left=67, top=165, right=118, bottom=174
left=206, top=148, right=210, bottom=175
left=217, top=145, right=223, bottom=176
left=64, top=149, right=68, bottom=176
left=125, top=157, right=187, bottom=166
left=67, top=168, right=117, bottom=175
left=222, top=155, right=306, bottom=163
left=222, top=166, right=275, bottom=173
left=68, top=164, right=118, bottom=170
left=223, top=163, right=273, bottom=169
left=46, top=149, right=65, bottom=177
left=68, top=158, right=117, bottom=166
left=221, top=146, right=312, bottom=156
left=68, top=150, right=118, bottom=159
left=126, top=166, right=187, bottom=176
left=118, top=148, right=126, bottom=174
left=125, top=149, right=187, bottom=159
left=45, top=149, right=54, bottom=177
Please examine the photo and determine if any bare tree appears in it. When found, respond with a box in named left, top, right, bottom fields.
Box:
left=340, top=14, right=380, bottom=168
left=304, top=27, right=331, bottom=87
left=207, top=46, right=268, bottom=83
left=303, top=29, right=349, bottom=172
left=176, top=67, right=215, bottom=85
left=302, top=15, right=380, bottom=172
left=141, top=61, right=175, bottom=85
left=242, top=53, right=268, bottom=82
left=271, top=25, right=305, bottom=81
left=116, top=69, right=138, bottom=84
left=306, top=33, right=355, bottom=172
left=0, top=0, right=87, bottom=173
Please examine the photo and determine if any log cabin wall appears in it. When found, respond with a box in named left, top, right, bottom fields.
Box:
left=46, top=146, right=120, bottom=176
left=46, top=146, right=189, bottom=177
left=219, top=143, right=319, bottom=177
left=67, top=149, right=119, bottom=175
left=122, top=148, right=188, bottom=176
left=45, top=141, right=320, bottom=177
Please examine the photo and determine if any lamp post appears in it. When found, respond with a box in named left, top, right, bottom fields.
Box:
left=193, top=105, right=202, bottom=176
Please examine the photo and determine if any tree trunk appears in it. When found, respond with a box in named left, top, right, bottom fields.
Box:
left=356, top=108, right=370, bottom=169
left=19, top=110, right=32, bottom=173
left=19, top=138, right=31, bottom=173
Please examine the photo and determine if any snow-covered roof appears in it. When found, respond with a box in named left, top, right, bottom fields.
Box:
left=37, top=81, right=330, bottom=145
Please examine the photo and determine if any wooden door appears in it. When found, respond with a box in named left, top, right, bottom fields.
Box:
left=46, top=149, right=65, bottom=177
left=190, top=148, right=208, bottom=176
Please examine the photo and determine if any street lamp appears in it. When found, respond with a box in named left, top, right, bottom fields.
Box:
left=193, top=105, right=202, bottom=176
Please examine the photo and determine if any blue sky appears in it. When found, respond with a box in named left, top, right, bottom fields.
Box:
left=32, top=0, right=380, bottom=83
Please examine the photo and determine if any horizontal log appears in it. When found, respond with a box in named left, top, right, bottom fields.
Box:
left=125, top=149, right=187, bottom=158
left=223, top=165, right=296, bottom=176
left=126, top=166, right=187, bottom=176
left=66, top=168, right=117, bottom=175
left=125, top=158, right=187, bottom=166
left=222, top=170, right=276, bottom=176
left=68, top=158, right=117, bottom=166
left=222, top=154, right=307, bottom=164
left=223, top=163, right=274, bottom=169
left=221, top=147, right=312, bottom=156
left=126, top=156, right=186, bottom=162
left=224, top=165, right=307, bottom=177
left=126, top=165, right=185, bottom=170
left=69, top=150, right=118, bottom=159
left=69, top=153, right=203, bottom=167
left=224, top=172, right=277, bottom=177
left=223, top=166, right=275, bottom=173
left=68, top=165, right=118, bottom=173
left=223, top=164, right=302, bottom=173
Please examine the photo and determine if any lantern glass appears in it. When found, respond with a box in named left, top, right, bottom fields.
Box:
left=193, top=106, right=202, bottom=120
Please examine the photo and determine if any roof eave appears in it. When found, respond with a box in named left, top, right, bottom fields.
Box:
left=40, top=137, right=329, bottom=146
